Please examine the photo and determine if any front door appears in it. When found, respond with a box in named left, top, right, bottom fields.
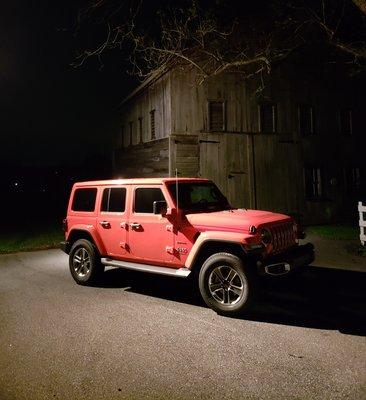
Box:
left=96, top=186, right=129, bottom=258
left=127, top=186, right=174, bottom=265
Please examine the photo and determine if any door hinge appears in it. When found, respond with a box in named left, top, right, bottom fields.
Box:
left=166, top=246, right=174, bottom=254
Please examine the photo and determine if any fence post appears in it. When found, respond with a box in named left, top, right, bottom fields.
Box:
left=359, top=201, right=366, bottom=246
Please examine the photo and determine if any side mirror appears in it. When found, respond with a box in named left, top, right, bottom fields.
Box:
left=153, top=200, right=168, bottom=215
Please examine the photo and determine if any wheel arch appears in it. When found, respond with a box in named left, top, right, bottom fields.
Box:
left=66, top=227, right=106, bottom=255
left=188, top=239, right=248, bottom=273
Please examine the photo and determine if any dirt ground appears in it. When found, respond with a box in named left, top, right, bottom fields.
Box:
left=302, top=234, right=366, bottom=273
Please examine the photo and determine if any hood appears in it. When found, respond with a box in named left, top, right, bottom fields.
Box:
left=185, top=208, right=292, bottom=233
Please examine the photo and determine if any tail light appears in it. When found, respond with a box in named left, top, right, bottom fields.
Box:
left=62, top=218, right=68, bottom=232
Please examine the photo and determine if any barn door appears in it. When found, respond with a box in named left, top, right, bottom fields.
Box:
left=225, top=135, right=250, bottom=208
left=199, top=133, right=223, bottom=189
left=253, top=136, right=299, bottom=215
left=199, top=133, right=251, bottom=209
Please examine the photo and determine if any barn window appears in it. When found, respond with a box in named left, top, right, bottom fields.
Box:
left=304, top=167, right=323, bottom=199
left=208, top=101, right=225, bottom=131
left=150, top=110, right=156, bottom=140
left=120, top=125, right=125, bottom=148
left=339, top=109, right=352, bottom=135
left=259, top=103, right=276, bottom=133
left=344, top=167, right=360, bottom=192
left=129, top=121, right=133, bottom=146
left=298, top=105, right=314, bottom=135
left=138, top=117, right=143, bottom=144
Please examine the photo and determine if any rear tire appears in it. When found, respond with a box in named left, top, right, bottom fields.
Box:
left=69, top=239, right=104, bottom=285
left=199, top=252, right=256, bottom=317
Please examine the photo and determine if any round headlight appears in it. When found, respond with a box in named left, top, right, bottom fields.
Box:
left=260, top=228, right=272, bottom=245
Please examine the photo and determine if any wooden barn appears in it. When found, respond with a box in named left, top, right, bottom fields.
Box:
left=114, top=62, right=364, bottom=224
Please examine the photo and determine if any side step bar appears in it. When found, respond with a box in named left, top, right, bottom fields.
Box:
left=101, top=258, right=191, bottom=278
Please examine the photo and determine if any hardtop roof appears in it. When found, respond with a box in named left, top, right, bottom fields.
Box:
left=73, top=177, right=211, bottom=187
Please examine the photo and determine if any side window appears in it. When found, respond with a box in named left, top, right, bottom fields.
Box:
left=129, top=121, right=134, bottom=146
left=304, top=167, right=323, bottom=200
left=101, top=188, right=126, bottom=212
left=138, top=117, right=143, bottom=144
left=344, top=167, right=360, bottom=193
left=72, top=188, right=97, bottom=212
left=208, top=100, right=225, bottom=131
left=134, top=188, right=165, bottom=213
left=150, top=110, right=156, bottom=140
left=339, top=109, right=352, bottom=135
left=298, top=105, right=314, bottom=135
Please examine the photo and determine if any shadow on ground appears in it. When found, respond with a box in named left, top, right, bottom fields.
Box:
left=98, top=266, right=366, bottom=336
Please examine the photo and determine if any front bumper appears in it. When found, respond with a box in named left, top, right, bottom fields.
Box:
left=256, top=243, right=315, bottom=276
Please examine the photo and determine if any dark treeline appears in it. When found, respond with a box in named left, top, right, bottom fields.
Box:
left=0, top=154, right=114, bottom=229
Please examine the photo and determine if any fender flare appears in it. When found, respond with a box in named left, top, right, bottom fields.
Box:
left=67, top=224, right=107, bottom=255
left=185, top=231, right=254, bottom=269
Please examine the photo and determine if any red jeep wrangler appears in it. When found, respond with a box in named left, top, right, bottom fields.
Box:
left=61, top=178, right=314, bottom=316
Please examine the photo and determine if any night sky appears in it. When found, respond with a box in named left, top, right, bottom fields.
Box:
left=1, top=0, right=135, bottom=167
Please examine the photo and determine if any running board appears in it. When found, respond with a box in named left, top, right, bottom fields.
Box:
left=101, top=258, right=191, bottom=278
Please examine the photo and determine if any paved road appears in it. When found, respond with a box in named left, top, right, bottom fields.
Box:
left=0, top=250, right=365, bottom=400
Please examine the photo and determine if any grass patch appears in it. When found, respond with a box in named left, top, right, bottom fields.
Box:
left=307, top=224, right=359, bottom=241
left=0, top=224, right=63, bottom=254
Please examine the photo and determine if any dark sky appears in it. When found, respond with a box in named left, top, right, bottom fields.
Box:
left=0, top=0, right=135, bottom=167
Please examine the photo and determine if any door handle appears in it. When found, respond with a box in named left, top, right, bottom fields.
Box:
left=130, top=222, right=141, bottom=229
left=99, top=221, right=110, bottom=228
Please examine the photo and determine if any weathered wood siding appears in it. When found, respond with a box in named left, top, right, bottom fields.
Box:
left=284, top=69, right=361, bottom=223
left=199, top=133, right=252, bottom=208
left=170, top=134, right=199, bottom=178
left=170, top=69, right=248, bottom=134
left=120, top=72, right=171, bottom=147
left=239, top=73, right=298, bottom=215
left=115, top=138, right=169, bottom=178
left=169, top=68, right=301, bottom=213
left=115, top=64, right=364, bottom=223
left=115, top=72, right=172, bottom=178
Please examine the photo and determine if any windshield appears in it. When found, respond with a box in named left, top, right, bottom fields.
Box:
left=167, top=182, right=232, bottom=212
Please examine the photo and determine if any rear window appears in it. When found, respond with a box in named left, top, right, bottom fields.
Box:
left=101, top=188, right=126, bottom=212
left=72, top=188, right=97, bottom=212
left=134, top=188, right=165, bottom=213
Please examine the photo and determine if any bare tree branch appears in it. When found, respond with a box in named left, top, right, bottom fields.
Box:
left=352, top=0, right=366, bottom=15
left=72, top=0, right=366, bottom=84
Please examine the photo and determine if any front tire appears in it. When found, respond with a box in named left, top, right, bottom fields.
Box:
left=69, top=239, right=104, bottom=285
left=198, top=252, right=256, bottom=317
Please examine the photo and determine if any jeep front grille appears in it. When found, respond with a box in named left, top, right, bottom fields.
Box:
left=269, top=222, right=297, bottom=254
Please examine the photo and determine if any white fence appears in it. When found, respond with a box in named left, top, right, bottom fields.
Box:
left=359, top=201, right=366, bottom=246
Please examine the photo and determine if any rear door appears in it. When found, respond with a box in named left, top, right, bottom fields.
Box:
left=127, top=185, right=174, bottom=265
left=96, top=186, right=129, bottom=258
